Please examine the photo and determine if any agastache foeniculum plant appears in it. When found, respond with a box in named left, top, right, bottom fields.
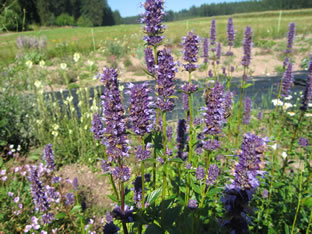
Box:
left=4, top=0, right=312, bottom=233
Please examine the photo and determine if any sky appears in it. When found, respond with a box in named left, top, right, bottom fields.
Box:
left=107, top=0, right=238, bottom=17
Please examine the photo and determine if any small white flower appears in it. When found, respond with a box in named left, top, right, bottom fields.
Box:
left=0, top=169, right=6, bottom=175
left=17, top=145, right=21, bottom=151
left=282, top=103, right=293, bottom=110
left=87, top=60, right=94, bottom=66
left=53, top=124, right=60, bottom=130
left=92, top=75, right=97, bottom=80
left=272, top=99, right=283, bottom=106
left=66, top=96, right=73, bottom=103
left=69, top=130, right=73, bottom=135
left=270, top=144, right=277, bottom=150
left=1, top=176, right=7, bottom=181
left=73, top=53, right=80, bottom=62
left=119, top=85, right=125, bottom=92
left=284, top=95, right=292, bottom=100
left=39, top=60, right=45, bottom=68
left=308, top=103, right=312, bottom=107
left=14, top=197, right=20, bottom=203
left=9, top=145, right=14, bottom=149
left=34, top=80, right=42, bottom=89
left=60, top=63, right=67, bottom=70
left=25, top=60, right=33, bottom=69
left=282, top=152, right=287, bottom=160
left=287, top=112, right=295, bottom=116
left=305, top=113, right=312, bottom=117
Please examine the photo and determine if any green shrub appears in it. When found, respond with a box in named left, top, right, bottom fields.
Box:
left=0, top=8, right=22, bottom=31
left=55, top=13, right=75, bottom=26
left=0, top=92, right=37, bottom=154
left=77, top=16, right=93, bottom=27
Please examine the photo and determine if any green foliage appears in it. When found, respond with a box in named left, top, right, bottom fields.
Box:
left=0, top=92, right=37, bottom=154
left=0, top=8, right=22, bottom=31
left=77, top=15, right=93, bottom=27
left=55, top=13, right=75, bottom=26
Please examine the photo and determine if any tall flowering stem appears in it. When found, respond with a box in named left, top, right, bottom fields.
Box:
left=98, top=67, right=129, bottom=234
left=223, top=133, right=266, bottom=233
left=274, top=23, right=296, bottom=115
left=283, top=57, right=312, bottom=173
left=141, top=0, right=166, bottom=190
left=182, top=31, right=200, bottom=204
left=154, top=48, right=177, bottom=205
left=128, top=82, right=153, bottom=216
left=225, top=17, right=235, bottom=90
left=236, top=26, right=252, bottom=144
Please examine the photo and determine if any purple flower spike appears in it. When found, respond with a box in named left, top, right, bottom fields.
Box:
left=176, top=119, right=187, bottom=160
left=156, top=48, right=178, bottom=112
left=229, top=133, right=266, bottom=190
left=182, top=31, right=200, bottom=72
left=206, top=164, right=219, bottom=185
left=128, top=83, right=154, bottom=136
left=65, top=193, right=74, bottom=205
left=241, top=26, right=253, bottom=67
left=188, top=199, right=198, bottom=209
left=144, top=47, right=155, bottom=74
left=42, top=144, right=55, bottom=171
left=203, top=82, right=225, bottom=135
left=29, top=166, right=49, bottom=212
left=196, top=166, right=205, bottom=180
left=203, top=139, right=220, bottom=151
left=281, top=63, right=293, bottom=97
left=227, top=17, right=235, bottom=47
left=298, top=137, right=309, bottom=148
left=112, top=166, right=131, bottom=182
left=243, top=97, right=252, bottom=125
left=300, top=55, right=312, bottom=111
left=103, top=221, right=120, bottom=234
left=216, top=42, right=222, bottom=62
left=210, top=19, right=216, bottom=48
left=257, top=111, right=263, bottom=120
left=136, top=143, right=152, bottom=161
left=72, top=178, right=79, bottom=191
left=141, top=0, right=166, bottom=46
left=283, top=57, right=290, bottom=69
left=203, top=37, right=209, bottom=63
left=98, top=67, right=129, bottom=161
left=182, top=93, right=189, bottom=111
left=91, top=113, right=104, bottom=143
left=285, top=22, right=296, bottom=54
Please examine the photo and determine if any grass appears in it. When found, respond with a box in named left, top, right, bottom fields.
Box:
left=1, top=8, right=312, bottom=66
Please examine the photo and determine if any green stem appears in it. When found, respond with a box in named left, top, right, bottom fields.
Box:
left=153, top=45, right=159, bottom=190
left=141, top=161, right=145, bottom=211
left=186, top=71, right=194, bottom=204
left=307, top=209, right=312, bottom=234
left=161, top=111, right=167, bottom=201
left=265, top=109, right=285, bottom=224
left=108, top=174, right=119, bottom=202
left=235, top=66, right=247, bottom=145
left=282, top=110, right=305, bottom=175
left=291, top=162, right=303, bottom=234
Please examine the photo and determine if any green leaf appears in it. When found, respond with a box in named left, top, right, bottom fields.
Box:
left=145, top=223, right=163, bottom=234
left=303, top=197, right=312, bottom=208
left=107, top=194, right=118, bottom=203
left=70, top=204, right=82, bottom=214
left=55, top=212, right=67, bottom=219
left=147, top=188, right=162, bottom=204
left=169, top=158, right=184, bottom=163
left=242, top=83, right=253, bottom=89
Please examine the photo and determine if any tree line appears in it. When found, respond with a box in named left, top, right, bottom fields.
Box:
left=0, top=0, right=122, bottom=31
left=123, top=0, right=312, bottom=24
